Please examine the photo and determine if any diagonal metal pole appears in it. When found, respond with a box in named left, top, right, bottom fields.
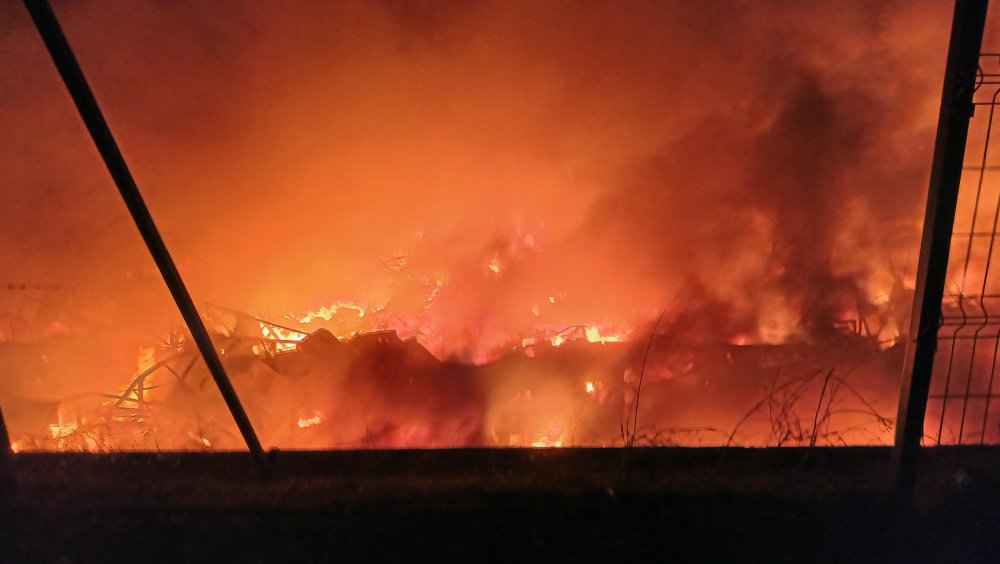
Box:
left=23, top=0, right=267, bottom=470
left=0, top=401, right=17, bottom=499
left=893, top=0, right=988, bottom=497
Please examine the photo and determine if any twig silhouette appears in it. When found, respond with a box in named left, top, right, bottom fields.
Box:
left=626, top=310, right=667, bottom=447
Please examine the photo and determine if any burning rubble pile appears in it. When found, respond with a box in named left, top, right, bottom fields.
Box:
left=0, top=227, right=909, bottom=452
left=0, top=1, right=956, bottom=451
left=3, top=316, right=903, bottom=452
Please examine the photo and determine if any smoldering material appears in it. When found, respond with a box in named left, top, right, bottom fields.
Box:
left=0, top=1, right=963, bottom=447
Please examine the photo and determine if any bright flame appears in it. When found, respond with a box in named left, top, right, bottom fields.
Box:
left=546, top=323, right=632, bottom=347
left=872, top=290, right=890, bottom=306
left=530, top=435, right=564, bottom=448
left=530, top=418, right=566, bottom=448
left=261, top=323, right=307, bottom=353
left=584, top=325, right=626, bottom=344
left=297, top=301, right=367, bottom=323
left=298, top=413, right=322, bottom=428
left=186, top=432, right=212, bottom=448
left=49, top=419, right=77, bottom=439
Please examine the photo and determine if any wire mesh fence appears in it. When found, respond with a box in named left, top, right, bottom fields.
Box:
left=928, top=52, right=1000, bottom=445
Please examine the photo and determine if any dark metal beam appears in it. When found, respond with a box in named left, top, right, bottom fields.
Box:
left=0, top=401, right=16, bottom=499
left=22, top=0, right=267, bottom=470
left=893, top=0, right=989, bottom=496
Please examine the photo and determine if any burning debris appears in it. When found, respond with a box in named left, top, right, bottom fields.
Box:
left=0, top=291, right=902, bottom=452
left=0, top=1, right=959, bottom=452
left=0, top=180, right=914, bottom=451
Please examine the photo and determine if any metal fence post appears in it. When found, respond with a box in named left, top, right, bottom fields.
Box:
left=893, top=0, right=989, bottom=496
left=22, top=0, right=268, bottom=471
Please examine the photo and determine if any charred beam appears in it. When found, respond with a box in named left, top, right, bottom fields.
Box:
left=22, top=0, right=267, bottom=471
left=893, top=0, right=989, bottom=496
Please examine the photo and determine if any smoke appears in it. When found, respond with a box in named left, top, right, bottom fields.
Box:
left=0, top=1, right=958, bottom=368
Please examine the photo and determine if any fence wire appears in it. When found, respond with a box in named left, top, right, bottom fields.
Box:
left=929, top=53, right=1000, bottom=445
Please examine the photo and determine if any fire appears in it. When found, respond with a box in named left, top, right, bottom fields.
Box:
left=757, top=296, right=801, bottom=344
left=530, top=418, right=567, bottom=448
left=298, top=413, right=322, bottom=429
left=260, top=323, right=307, bottom=353
left=186, top=432, right=212, bottom=448
left=49, top=419, right=77, bottom=440
left=545, top=323, right=632, bottom=348
left=530, top=436, right=564, bottom=448
left=729, top=334, right=749, bottom=346
left=15, top=213, right=910, bottom=453
left=130, top=346, right=157, bottom=398
left=872, top=290, right=890, bottom=306
left=297, top=301, right=366, bottom=323
left=584, top=325, right=625, bottom=344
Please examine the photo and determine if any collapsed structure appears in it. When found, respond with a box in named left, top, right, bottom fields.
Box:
left=1, top=299, right=902, bottom=452
left=3, top=1, right=996, bottom=468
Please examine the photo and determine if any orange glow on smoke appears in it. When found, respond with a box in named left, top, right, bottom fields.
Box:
left=2, top=1, right=957, bottom=452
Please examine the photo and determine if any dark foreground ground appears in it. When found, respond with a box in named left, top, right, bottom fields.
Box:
left=0, top=447, right=998, bottom=562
